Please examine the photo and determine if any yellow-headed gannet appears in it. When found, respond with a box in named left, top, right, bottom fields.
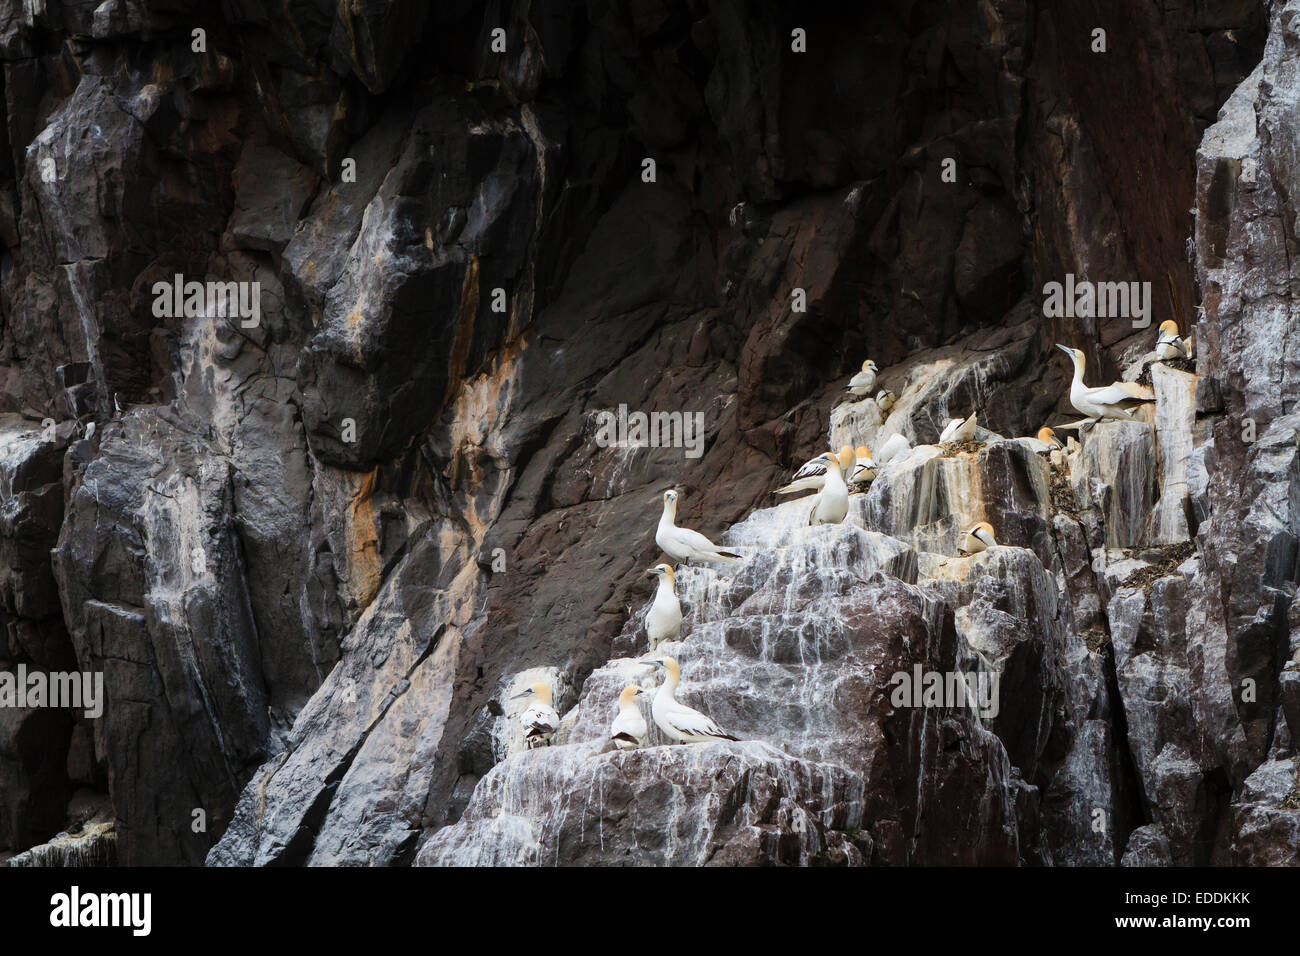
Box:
left=645, top=563, right=682, bottom=650
left=959, top=521, right=997, bottom=554
left=610, top=685, right=648, bottom=750
left=875, top=432, right=911, bottom=465
left=847, top=445, right=876, bottom=488
left=650, top=656, right=738, bottom=743
left=513, top=683, right=559, bottom=749
left=774, top=445, right=853, bottom=495
left=1036, top=426, right=1064, bottom=450
left=845, top=359, right=879, bottom=397
left=1155, top=320, right=1192, bottom=361
left=809, top=450, right=849, bottom=525
left=1056, top=345, right=1155, bottom=424
left=875, top=388, right=896, bottom=413
left=656, top=489, right=741, bottom=564
left=939, top=411, right=978, bottom=444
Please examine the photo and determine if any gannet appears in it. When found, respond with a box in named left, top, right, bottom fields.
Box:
left=645, top=563, right=682, bottom=651
left=959, top=521, right=997, bottom=554
left=875, top=432, right=911, bottom=465
left=513, top=683, right=559, bottom=749
left=875, top=388, right=896, bottom=413
left=656, top=489, right=741, bottom=564
left=847, top=445, right=876, bottom=488
left=1056, top=345, right=1155, bottom=424
left=84, top=422, right=95, bottom=441
left=1155, top=320, right=1191, bottom=361
left=610, top=685, right=648, bottom=750
left=845, top=360, right=879, bottom=397
left=650, top=657, right=738, bottom=743
left=939, top=412, right=978, bottom=444
left=774, top=446, right=854, bottom=496
left=809, top=450, right=849, bottom=525
left=1036, top=426, right=1064, bottom=450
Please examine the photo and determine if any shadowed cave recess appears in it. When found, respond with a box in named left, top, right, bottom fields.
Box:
left=0, top=0, right=1297, bottom=867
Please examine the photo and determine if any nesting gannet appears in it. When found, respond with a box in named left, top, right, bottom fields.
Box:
left=84, top=422, right=95, bottom=441
left=774, top=445, right=854, bottom=496
left=1036, top=426, right=1064, bottom=450
left=939, top=412, right=978, bottom=444
left=656, top=489, right=741, bottom=564
left=875, top=432, right=911, bottom=465
left=847, top=445, right=876, bottom=488
left=650, top=657, right=738, bottom=743
left=845, top=360, right=879, bottom=397
left=1155, top=320, right=1192, bottom=361
left=959, top=521, right=997, bottom=554
left=809, top=450, right=849, bottom=525
left=1057, top=345, right=1155, bottom=424
left=513, top=683, right=559, bottom=749
left=875, top=388, right=896, bottom=413
left=645, top=563, right=682, bottom=651
left=610, top=685, right=648, bottom=750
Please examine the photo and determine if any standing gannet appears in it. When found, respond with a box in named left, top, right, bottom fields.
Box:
left=774, top=445, right=854, bottom=496
left=959, top=521, right=997, bottom=554
left=1155, top=320, right=1192, bottom=361
left=847, top=445, right=876, bottom=489
left=513, top=683, right=559, bottom=749
left=645, top=563, right=682, bottom=651
left=809, top=450, right=849, bottom=525
left=845, top=360, right=879, bottom=397
left=875, top=388, right=896, bottom=413
left=1056, top=345, right=1156, bottom=423
left=650, top=657, right=738, bottom=743
left=939, top=412, right=978, bottom=444
left=656, top=489, right=741, bottom=564
left=875, top=432, right=911, bottom=465
left=610, top=685, right=648, bottom=750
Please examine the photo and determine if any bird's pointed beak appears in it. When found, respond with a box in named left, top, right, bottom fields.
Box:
left=510, top=690, right=530, bottom=700
left=1056, top=343, right=1071, bottom=355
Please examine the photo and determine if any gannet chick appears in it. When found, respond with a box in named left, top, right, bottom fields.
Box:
left=610, top=685, right=648, bottom=750
left=1056, top=345, right=1155, bottom=424
left=875, top=432, right=911, bottom=465
left=774, top=446, right=853, bottom=496
left=809, top=450, right=849, bottom=525
left=650, top=657, right=738, bottom=743
left=645, top=563, right=682, bottom=651
left=959, top=521, right=997, bottom=554
left=939, top=412, right=978, bottom=444
left=847, top=445, right=876, bottom=488
left=513, top=683, right=559, bottom=749
left=875, top=388, right=896, bottom=413
left=845, top=360, right=879, bottom=397
left=656, top=489, right=741, bottom=564
left=1155, top=320, right=1191, bottom=361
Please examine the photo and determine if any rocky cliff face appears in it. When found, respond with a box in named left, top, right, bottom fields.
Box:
left=1, top=0, right=1295, bottom=867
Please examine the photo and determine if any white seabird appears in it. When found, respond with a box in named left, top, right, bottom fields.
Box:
left=875, top=432, right=911, bottom=465
left=1155, top=319, right=1192, bottom=361
left=650, top=656, right=738, bottom=744
left=1057, top=344, right=1156, bottom=424
left=847, top=445, right=876, bottom=489
left=875, top=388, right=896, bottom=413
left=845, top=360, right=879, bottom=397
left=513, top=683, right=559, bottom=749
left=645, top=563, right=683, bottom=651
left=84, top=421, right=95, bottom=441
left=610, top=685, right=648, bottom=750
left=959, top=521, right=997, bottom=554
left=809, top=449, right=849, bottom=525
left=1036, top=426, right=1063, bottom=450
left=656, top=489, right=741, bottom=564
left=939, top=411, right=978, bottom=444
left=774, top=445, right=854, bottom=496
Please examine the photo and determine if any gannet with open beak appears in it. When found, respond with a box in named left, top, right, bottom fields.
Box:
left=845, top=360, right=879, bottom=397
left=650, top=656, right=738, bottom=743
left=610, top=685, right=648, bottom=750
left=959, top=521, right=997, bottom=554
left=875, top=432, right=911, bottom=465
left=1057, top=344, right=1155, bottom=424
left=940, top=412, right=978, bottom=444
left=847, top=445, right=876, bottom=488
left=513, top=683, right=559, bottom=749
left=809, top=450, right=849, bottom=525
left=656, top=489, right=741, bottom=564
left=774, top=445, right=854, bottom=495
left=875, top=388, right=896, bottom=413
left=645, top=563, right=682, bottom=651
left=1155, top=320, right=1191, bottom=361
